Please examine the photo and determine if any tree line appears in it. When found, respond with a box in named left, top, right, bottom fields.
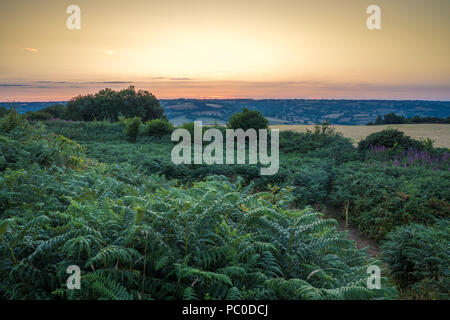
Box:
left=367, top=112, right=450, bottom=125
left=2, top=86, right=164, bottom=122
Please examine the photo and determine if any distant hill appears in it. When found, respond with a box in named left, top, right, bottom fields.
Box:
left=2, top=99, right=449, bottom=125
left=0, top=102, right=66, bottom=114
left=161, top=99, right=450, bottom=125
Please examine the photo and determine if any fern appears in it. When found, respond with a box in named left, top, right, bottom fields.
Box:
left=0, top=124, right=399, bottom=300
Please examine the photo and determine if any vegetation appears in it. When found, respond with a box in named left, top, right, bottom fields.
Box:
left=0, top=116, right=398, bottom=300
left=121, top=116, right=142, bottom=143
left=0, top=104, right=448, bottom=300
left=0, top=106, right=7, bottom=118
left=40, top=104, right=66, bottom=119
left=368, top=112, right=450, bottom=125
left=6, top=99, right=450, bottom=125
left=328, top=162, right=449, bottom=240
left=382, top=221, right=449, bottom=299
left=0, top=108, right=23, bottom=133
left=228, top=108, right=269, bottom=131
left=279, top=123, right=359, bottom=164
left=24, top=111, right=53, bottom=121
left=160, top=99, right=450, bottom=125
left=22, top=104, right=68, bottom=121
left=64, top=86, right=164, bottom=122
left=358, top=128, right=428, bottom=151
left=144, top=118, right=174, bottom=137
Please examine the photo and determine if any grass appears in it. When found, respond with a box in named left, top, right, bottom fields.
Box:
left=271, top=124, right=450, bottom=148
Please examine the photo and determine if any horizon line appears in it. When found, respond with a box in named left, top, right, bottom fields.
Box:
left=2, top=97, right=450, bottom=103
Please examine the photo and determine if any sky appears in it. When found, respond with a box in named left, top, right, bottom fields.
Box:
left=0, top=0, right=449, bottom=101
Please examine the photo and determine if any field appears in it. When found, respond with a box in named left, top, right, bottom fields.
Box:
left=272, top=124, right=450, bottom=148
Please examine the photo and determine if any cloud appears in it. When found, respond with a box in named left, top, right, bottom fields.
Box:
left=34, top=80, right=132, bottom=86
left=0, top=84, right=32, bottom=87
left=24, top=48, right=38, bottom=53
left=144, top=77, right=193, bottom=81
left=100, top=81, right=132, bottom=84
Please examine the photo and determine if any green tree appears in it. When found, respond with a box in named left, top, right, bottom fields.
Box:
left=65, top=86, right=164, bottom=122
left=358, top=128, right=425, bottom=151
left=227, top=108, right=269, bottom=131
left=374, top=115, right=383, bottom=125
left=145, top=119, right=174, bottom=137
left=121, top=116, right=142, bottom=142
left=0, top=107, right=24, bottom=132
left=41, top=104, right=67, bottom=119
left=383, top=112, right=405, bottom=124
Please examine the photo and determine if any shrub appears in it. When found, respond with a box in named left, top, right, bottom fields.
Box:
left=381, top=221, right=449, bottom=299
left=179, top=122, right=209, bottom=137
left=0, top=118, right=398, bottom=300
left=283, top=158, right=333, bottom=207
left=365, top=145, right=449, bottom=170
left=374, top=113, right=406, bottom=125
left=121, top=117, right=142, bottom=142
left=0, top=124, right=84, bottom=172
left=180, top=122, right=195, bottom=136
left=65, top=86, right=164, bottom=122
left=25, top=111, right=53, bottom=121
left=145, top=119, right=174, bottom=137
left=279, top=123, right=359, bottom=164
left=0, top=108, right=25, bottom=133
left=0, top=106, right=7, bottom=118
left=228, top=108, right=269, bottom=131
left=358, top=128, right=425, bottom=151
left=329, top=162, right=450, bottom=240
left=44, top=120, right=125, bottom=142
left=40, top=104, right=66, bottom=119
left=0, top=146, right=397, bottom=300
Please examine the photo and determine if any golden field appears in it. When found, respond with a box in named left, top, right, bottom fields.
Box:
left=271, top=124, right=450, bottom=149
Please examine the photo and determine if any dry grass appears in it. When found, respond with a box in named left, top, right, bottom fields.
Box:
left=271, top=124, right=450, bottom=149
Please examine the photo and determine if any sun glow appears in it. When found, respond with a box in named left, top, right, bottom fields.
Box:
left=0, top=0, right=449, bottom=100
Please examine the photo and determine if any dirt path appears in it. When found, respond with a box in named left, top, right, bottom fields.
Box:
left=324, top=207, right=381, bottom=258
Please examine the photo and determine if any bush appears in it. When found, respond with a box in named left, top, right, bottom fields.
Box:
left=329, top=162, right=450, bottom=240
left=178, top=122, right=209, bottom=137
left=283, top=158, right=333, bottom=207
left=44, top=120, right=125, bottom=142
left=121, top=117, right=142, bottom=142
left=358, top=128, right=425, bottom=151
left=0, top=124, right=84, bottom=172
left=374, top=113, right=406, bottom=125
left=279, top=123, right=359, bottom=164
left=228, top=108, right=269, bottom=131
left=25, top=111, right=53, bottom=121
left=65, top=86, right=164, bottom=122
left=40, top=104, right=66, bottom=119
left=0, top=106, right=7, bottom=118
left=381, top=221, right=449, bottom=299
left=0, top=108, right=25, bottom=133
left=145, top=119, right=174, bottom=137
left=180, top=122, right=195, bottom=136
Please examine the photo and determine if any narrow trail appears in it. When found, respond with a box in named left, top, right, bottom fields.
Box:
left=324, top=207, right=381, bottom=258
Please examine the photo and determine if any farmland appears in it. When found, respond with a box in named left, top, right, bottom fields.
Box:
left=272, top=124, right=450, bottom=148
left=4, top=99, right=450, bottom=126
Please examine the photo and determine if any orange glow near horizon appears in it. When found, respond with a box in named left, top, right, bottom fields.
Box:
left=0, top=0, right=449, bottom=101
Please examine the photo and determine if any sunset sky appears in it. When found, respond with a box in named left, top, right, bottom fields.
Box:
left=1, top=0, right=449, bottom=101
